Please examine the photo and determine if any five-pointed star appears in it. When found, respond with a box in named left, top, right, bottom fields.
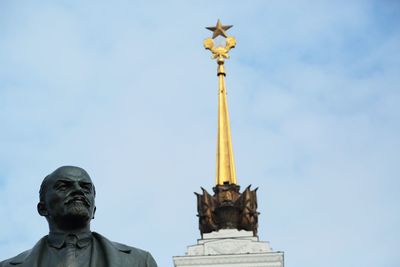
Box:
left=206, top=19, right=233, bottom=39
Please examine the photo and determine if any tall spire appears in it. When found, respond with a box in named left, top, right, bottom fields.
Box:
left=204, top=20, right=237, bottom=185
left=195, top=21, right=259, bottom=237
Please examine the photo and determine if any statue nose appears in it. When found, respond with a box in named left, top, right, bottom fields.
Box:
left=70, top=182, right=84, bottom=194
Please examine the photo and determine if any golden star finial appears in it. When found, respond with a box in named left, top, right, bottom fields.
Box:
left=206, top=19, right=233, bottom=39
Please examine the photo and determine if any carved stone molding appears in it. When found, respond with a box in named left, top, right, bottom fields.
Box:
left=173, top=252, right=284, bottom=267
left=173, top=230, right=283, bottom=267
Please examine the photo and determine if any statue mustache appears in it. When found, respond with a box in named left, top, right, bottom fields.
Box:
left=64, top=195, right=91, bottom=207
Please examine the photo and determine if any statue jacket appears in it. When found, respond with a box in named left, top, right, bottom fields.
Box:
left=0, top=232, right=158, bottom=267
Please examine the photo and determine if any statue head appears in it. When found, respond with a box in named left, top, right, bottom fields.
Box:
left=37, top=166, right=96, bottom=232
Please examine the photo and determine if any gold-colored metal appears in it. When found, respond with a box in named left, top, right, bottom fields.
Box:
left=206, top=19, right=233, bottom=39
left=204, top=20, right=237, bottom=185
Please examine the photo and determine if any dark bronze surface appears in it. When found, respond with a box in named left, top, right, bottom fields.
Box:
left=0, top=166, right=158, bottom=267
left=196, top=183, right=259, bottom=237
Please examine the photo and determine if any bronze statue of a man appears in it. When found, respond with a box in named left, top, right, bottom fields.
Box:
left=0, top=166, right=158, bottom=267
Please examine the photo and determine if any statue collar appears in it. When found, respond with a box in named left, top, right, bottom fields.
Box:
left=47, top=231, right=92, bottom=249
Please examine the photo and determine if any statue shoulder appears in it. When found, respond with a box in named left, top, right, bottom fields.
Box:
left=92, top=232, right=158, bottom=267
left=0, top=249, right=32, bottom=266
left=0, top=236, right=47, bottom=266
left=119, top=244, right=158, bottom=267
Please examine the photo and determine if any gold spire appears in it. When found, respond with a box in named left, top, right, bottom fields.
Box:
left=204, top=20, right=237, bottom=185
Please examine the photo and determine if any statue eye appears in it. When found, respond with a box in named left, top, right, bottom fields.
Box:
left=81, top=183, right=92, bottom=192
left=56, top=184, right=67, bottom=191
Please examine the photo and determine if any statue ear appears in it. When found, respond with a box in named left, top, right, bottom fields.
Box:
left=37, top=202, right=48, bottom=216
left=92, top=206, right=96, bottom=219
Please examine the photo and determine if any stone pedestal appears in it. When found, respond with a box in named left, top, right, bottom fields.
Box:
left=173, top=229, right=284, bottom=267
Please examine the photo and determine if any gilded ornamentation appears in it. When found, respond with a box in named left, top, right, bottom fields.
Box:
left=196, top=21, right=259, bottom=237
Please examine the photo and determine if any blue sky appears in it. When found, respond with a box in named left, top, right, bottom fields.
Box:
left=1, top=0, right=399, bottom=266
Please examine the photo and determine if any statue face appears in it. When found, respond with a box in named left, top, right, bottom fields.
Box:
left=40, top=166, right=96, bottom=230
